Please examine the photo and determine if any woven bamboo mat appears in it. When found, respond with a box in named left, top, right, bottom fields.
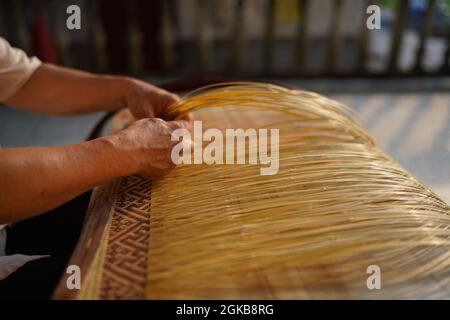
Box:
left=53, top=95, right=450, bottom=299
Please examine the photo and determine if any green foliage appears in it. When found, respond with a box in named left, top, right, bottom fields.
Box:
left=380, top=0, right=397, bottom=10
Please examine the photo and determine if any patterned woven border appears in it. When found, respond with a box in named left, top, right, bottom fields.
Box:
left=96, top=175, right=152, bottom=299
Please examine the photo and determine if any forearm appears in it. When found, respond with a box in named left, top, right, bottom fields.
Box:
left=0, top=136, right=135, bottom=223
left=5, top=63, right=131, bottom=115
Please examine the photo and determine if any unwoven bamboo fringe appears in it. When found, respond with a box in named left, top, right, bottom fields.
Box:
left=146, top=82, right=450, bottom=299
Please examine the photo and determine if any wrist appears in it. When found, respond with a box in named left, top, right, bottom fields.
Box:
left=100, top=76, right=135, bottom=111
left=94, top=134, right=139, bottom=177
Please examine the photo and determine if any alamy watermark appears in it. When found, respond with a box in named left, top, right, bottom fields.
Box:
left=66, top=264, right=81, bottom=290
left=171, top=121, right=280, bottom=176
left=366, top=5, right=381, bottom=30
left=66, top=5, right=81, bottom=30
left=366, top=264, right=381, bottom=290
left=65, top=4, right=382, bottom=31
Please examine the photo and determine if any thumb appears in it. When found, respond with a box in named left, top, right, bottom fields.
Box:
left=141, top=101, right=157, bottom=118
left=168, top=118, right=193, bottom=132
left=131, top=101, right=156, bottom=119
left=174, top=112, right=194, bottom=122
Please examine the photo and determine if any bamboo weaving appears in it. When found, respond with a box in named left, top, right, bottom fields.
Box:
left=143, top=83, right=450, bottom=299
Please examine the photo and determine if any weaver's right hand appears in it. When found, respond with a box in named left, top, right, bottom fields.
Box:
left=106, top=116, right=193, bottom=177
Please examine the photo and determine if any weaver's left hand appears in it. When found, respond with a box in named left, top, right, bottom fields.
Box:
left=122, top=78, right=180, bottom=119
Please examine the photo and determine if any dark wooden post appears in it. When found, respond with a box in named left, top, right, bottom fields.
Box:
left=387, top=0, right=410, bottom=74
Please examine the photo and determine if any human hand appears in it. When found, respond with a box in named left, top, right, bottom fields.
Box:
left=108, top=117, right=193, bottom=177
left=122, top=78, right=180, bottom=119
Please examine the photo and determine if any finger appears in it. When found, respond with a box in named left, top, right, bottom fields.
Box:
left=134, top=101, right=156, bottom=119
left=168, top=119, right=193, bottom=131
left=175, top=112, right=194, bottom=122
left=169, top=93, right=180, bottom=103
left=154, top=92, right=180, bottom=116
left=155, top=88, right=179, bottom=101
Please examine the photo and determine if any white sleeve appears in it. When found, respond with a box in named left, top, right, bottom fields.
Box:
left=0, top=225, right=50, bottom=280
left=0, top=37, right=42, bottom=102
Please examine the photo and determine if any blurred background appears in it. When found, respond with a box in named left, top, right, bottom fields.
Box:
left=1, top=0, right=449, bottom=76
left=0, top=0, right=449, bottom=202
